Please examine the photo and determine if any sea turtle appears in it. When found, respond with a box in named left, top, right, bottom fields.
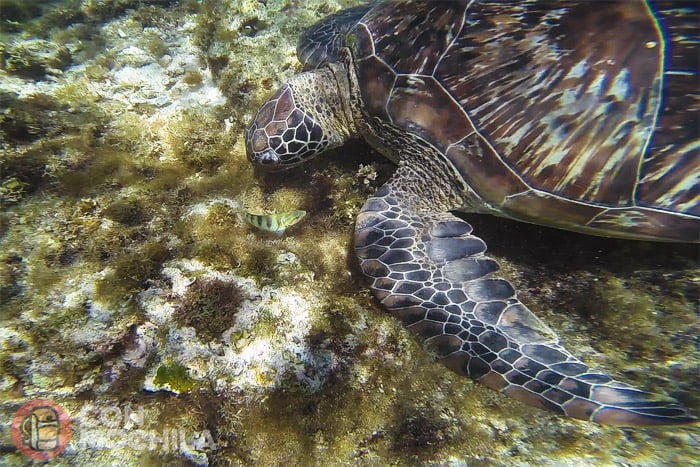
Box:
left=245, top=0, right=699, bottom=425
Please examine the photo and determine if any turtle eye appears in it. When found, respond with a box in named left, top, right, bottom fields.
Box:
left=246, top=83, right=328, bottom=169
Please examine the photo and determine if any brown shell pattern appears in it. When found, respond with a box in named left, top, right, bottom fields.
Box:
left=352, top=0, right=698, bottom=241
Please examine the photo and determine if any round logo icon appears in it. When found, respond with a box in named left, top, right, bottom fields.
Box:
left=10, top=400, right=72, bottom=460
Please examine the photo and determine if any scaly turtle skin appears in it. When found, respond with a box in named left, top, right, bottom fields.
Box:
left=246, top=1, right=699, bottom=425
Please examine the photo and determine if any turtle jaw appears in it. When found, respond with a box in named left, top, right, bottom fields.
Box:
left=248, top=148, right=283, bottom=170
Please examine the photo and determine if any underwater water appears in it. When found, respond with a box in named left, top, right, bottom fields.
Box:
left=0, top=0, right=697, bottom=465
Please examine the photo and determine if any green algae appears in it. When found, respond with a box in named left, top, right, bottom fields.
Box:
left=0, top=1, right=43, bottom=33
left=164, top=109, right=235, bottom=173
left=0, top=177, right=28, bottom=204
left=0, top=92, right=62, bottom=143
left=182, top=69, right=204, bottom=87
left=154, top=362, right=197, bottom=393
left=95, top=241, right=172, bottom=306
left=3, top=39, right=72, bottom=78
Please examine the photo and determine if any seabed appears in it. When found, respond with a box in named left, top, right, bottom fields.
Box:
left=0, top=1, right=697, bottom=465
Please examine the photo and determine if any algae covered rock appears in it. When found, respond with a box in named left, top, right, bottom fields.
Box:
left=3, top=39, right=71, bottom=79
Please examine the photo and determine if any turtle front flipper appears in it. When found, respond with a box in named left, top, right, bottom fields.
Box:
left=297, top=4, right=372, bottom=70
left=355, top=175, right=695, bottom=426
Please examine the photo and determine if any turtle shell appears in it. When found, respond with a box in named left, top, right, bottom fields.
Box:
left=349, top=0, right=698, bottom=242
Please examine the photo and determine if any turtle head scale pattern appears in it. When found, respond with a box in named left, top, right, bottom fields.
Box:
left=246, top=63, right=357, bottom=170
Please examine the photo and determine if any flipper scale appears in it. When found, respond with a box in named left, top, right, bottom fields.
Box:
left=356, top=175, right=696, bottom=426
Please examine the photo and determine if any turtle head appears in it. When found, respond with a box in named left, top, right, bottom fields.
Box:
left=246, top=65, right=355, bottom=170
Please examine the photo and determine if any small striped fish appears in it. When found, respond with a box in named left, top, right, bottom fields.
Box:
left=243, top=209, right=306, bottom=235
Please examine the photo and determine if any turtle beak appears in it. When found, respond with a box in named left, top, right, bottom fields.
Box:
left=250, top=149, right=281, bottom=168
